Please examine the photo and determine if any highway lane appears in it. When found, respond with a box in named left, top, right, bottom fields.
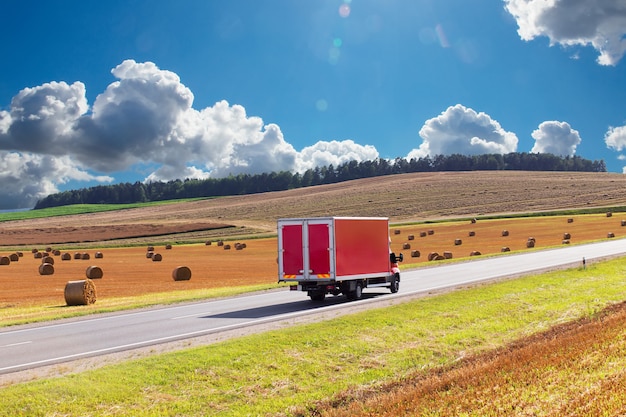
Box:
left=1, top=238, right=625, bottom=375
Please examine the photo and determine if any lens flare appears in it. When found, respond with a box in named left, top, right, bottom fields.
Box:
left=316, top=99, right=328, bottom=112
left=339, top=4, right=351, bottom=18
left=435, top=23, right=450, bottom=48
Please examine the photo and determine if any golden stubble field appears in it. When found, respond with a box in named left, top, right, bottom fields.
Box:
left=0, top=211, right=624, bottom=308
left=1, top=170, right=626, bottom=308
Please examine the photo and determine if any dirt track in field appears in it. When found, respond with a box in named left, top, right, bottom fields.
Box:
left=1, top=171, right=626, bottom=308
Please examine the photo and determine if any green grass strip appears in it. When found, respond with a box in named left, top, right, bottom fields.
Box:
left=0, top=199, right=209, bottom=223
left=1, top=257, right=626, bottom=416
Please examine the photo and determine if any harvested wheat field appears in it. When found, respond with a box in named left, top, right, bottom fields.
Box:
left=0, top=211, right=624, bottom=307
left=0, top=240, right=278, bottom=306
left=2, top=171, right=626, bottom=308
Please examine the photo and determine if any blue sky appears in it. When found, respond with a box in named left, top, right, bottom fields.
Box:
left=1, top=0, right=625, bottom=209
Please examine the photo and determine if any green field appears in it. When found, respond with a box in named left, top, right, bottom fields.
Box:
left=2, top=255, right=625, bottom=416
left=0, top=199, right=208, bottom=223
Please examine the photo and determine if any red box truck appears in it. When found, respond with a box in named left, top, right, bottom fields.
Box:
left=277, top=217, right=403, bottom=301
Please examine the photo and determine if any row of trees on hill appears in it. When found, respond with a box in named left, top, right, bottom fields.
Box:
left=34, top=152, right=607, bottom=209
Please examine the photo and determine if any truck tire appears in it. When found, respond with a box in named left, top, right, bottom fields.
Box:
left=310, top=292, right=326, bottom=301
left=390, top=275, right=400, bottom=293
left=347, top=282, right=363, bottom=301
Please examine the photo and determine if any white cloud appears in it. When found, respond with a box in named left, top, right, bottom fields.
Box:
left=407, top=104, right=518, bottom=159
left=0, top=152, right=112, bottom=210
left=605, top=124, right=626, bottom=173
left=605, top=124, right=626, bottom=151
left=0, top=81, right=88, bottom=153
left=504, top=0, right=626, bottom=66
left=0, top=60, right=378, bottom=208
left=296, top=140, right=379, bottom=172
left=530, top=121, right=581, bottom=156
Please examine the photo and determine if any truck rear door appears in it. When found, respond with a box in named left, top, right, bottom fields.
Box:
left=278, top=218, right=333, bottom=281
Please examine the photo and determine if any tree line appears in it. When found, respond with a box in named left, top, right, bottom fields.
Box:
left=34, top=152, right=607, bottom=209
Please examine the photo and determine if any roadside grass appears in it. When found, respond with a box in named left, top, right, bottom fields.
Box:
left=0, top=284, right=284, bottom=327
left=1, top=256, right=626, bottom=416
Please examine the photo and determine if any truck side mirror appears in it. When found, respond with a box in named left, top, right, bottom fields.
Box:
left=390, top=252, right=403, bottom=263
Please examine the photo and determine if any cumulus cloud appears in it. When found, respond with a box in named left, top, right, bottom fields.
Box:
left=504, top=0, right=626, bottom=66
left=0, top=59, right=377, bottom=208
left=407, top=104, right=518, bottom=159
left=296, top=140, right=379, bottom=172
left=605, top=124, right=626, bottom=172
left=530, top=121, right=582, bottom=156
left=0, top=152, right=112, bottom=209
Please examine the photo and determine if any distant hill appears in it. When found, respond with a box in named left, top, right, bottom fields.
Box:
left=34, top=153, right=606, bottom=210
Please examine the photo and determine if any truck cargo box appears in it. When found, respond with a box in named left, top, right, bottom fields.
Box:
left=278, top=217, right=401, bottom=300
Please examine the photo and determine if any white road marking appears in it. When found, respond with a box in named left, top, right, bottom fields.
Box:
left=0, top=341, right=32, bottom=348
left=170, top=312, right=212, bottom=320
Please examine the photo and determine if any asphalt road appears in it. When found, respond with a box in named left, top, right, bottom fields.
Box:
left=1, top=239, right=625, bottom=375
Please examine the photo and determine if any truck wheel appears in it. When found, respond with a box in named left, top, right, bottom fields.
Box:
left=310, top=292, right=325, bottom=301
left=390, top=275, right=400, bottom=293
left=347, top=282, right=363, bottom=301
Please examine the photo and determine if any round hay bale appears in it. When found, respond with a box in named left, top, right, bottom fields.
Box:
left=393, top=229, right=401, bottom=235
left=172, top=266, right=192, bottom=281
left=567, top=218, right=574, bottom=223
left=428, top=252, right=440, bottom=261
left=45, top=247, right=53, bottom=253
left=235, top=243, right=244, bottom=250
left=165, top=244, right=173, bottom=250
left=410, top=250, right=420, bottom=258
left=563, top=233, right=571, bottom=240
left=454, top=239, right=462, bottom=246
left=34, top=252, right=43, bottom=259
left=81, top=253, right=90, bottom=260
left=53, top=250, right=61, bottom=256
left=468, top=231, right=475, bottom=237
left=205, top=241, right=212, bottom=246
left=223, top=244, right=231, bottom=250
left=61, top=252, right=72, bottom=261
left=147, top=246, right=155, bottom=252
left=217, top=240, right=224, bottom=247
left=419, top=231, right=427, bottom=238
left=95, top=251, right=103, bottom=259
left=42, top=256, right=54, bottom=265
left=501, top=230, right=509, bottom=237
left=607, top=212, right=613, bottom=217
left=16, top=251, right=23, bottom=257
left=427, top=230, right=435, bottom=235
left=31, top=248, right=39, bottom=254
left=608, top=232, right=615, bottom=238
left=86, top=266, right=103, bottom=279
left=501, top=247, right=510, bottom=252
left=0, top=256, right=10, bottom=266
left=407, top=234, right=415, bottom=241
left=562, top=239, right=570, bottom=244
left=152, top=253, right=163, bottom=261
left=39, top=263, right=54, bottom=275
left=433, top=255, right=445, bottom=261
left=526, top=239, right=535, bottom=248
left=443, top=251, right=453, bottom=259
left=146, top=251, right=154, bottom=259
left=471, top=218, right=477, bottom=224
left=402, top=243, right=411, bottom=250
left=621, top=220, right=626, bottom=227
left=64, top=279, right=97, bottom=306
left=74, top=252, right=82, bottom=260
left=9, top=253, right=19, bottom=262
left=470, top=251, right=482, bottom=256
